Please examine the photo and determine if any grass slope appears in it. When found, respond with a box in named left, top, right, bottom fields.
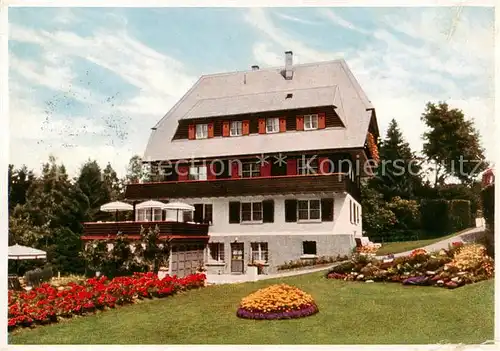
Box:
left=375, top=229, right=474, bottom=256
left=9, top=271, right=493, bottom=345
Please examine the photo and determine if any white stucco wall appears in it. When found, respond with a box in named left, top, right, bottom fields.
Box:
left=175, top=193, right=361, bottom=237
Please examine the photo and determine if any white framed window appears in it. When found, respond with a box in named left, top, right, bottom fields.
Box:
left=209, top=243, right=224, bottom=262
left=241, top=202, right=263, bottom=223
left=230, top=121, right=243, bottom=136
left=304, top=114, right=319, bottom=130
left=196, top=124, right=208, bottom=139
left=189, top=165, right=207, bottom=180
left=297, top=199, right=321, bottom=221
left=250, top=242, right=268, bottom=263
left=241, top=162, right=260, bottom=178
left=266, top=118, right=279, bottom=133
left=137, top=208, right=163, bottom=222
left=297, top=157, right=318, bottom=175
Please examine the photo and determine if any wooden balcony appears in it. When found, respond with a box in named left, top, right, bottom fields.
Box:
left=82, top=221, right=209, bottom=241
left=124, top=173, right=360, bottom=201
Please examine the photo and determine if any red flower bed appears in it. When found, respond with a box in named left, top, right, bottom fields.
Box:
left=8, top=272, right=205, bottom=331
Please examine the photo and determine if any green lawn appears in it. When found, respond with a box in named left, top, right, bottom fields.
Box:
left=9, top=271, right=494, bottom=345
left=375, top=229, right=473, bottom=256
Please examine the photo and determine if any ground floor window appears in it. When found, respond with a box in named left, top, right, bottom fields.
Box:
left=208, top=243, right=224, bottom=262
left=302, top=241, right=317, bottom=255
left=297, top=199, right=321, bottom=221
left=250, top=242, right=268, bottom=263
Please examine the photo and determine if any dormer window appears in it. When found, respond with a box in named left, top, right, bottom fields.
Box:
left=230, top=121, right=242, bottom=136
left=196, top=124, right=208, bottom=139
left=266, top=118, right=279, bottom=133
left=304, top=114, right=319, bottom=130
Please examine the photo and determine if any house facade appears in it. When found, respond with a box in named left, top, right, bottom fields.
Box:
left=123, top=52, right=380, bottom=275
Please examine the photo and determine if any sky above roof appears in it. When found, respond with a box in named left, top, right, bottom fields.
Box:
left=8, top=6, right=494, bottom=177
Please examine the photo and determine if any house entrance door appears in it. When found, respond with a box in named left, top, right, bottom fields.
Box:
left=230, top=243, right=244, bottom=274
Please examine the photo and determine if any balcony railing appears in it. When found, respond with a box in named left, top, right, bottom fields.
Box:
left=125, top=173, right=360, bottom=201
left=82, top=221, right=209, bottom=240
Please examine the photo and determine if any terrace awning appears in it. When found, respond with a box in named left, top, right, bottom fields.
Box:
left=8, top=244, right=47, bottom=260
left=163, top=202, right=195, bottom=211
left=136, top=200, right=169, bottom=210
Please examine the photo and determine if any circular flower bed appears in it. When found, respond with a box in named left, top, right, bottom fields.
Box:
left=236, top=284, right=318, bottom=320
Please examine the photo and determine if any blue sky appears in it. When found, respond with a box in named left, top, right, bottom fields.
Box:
left=8, top=7, right=495, bottom=177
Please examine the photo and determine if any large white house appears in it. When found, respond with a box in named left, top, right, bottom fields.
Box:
left=82, top=51, right=380, bottom=276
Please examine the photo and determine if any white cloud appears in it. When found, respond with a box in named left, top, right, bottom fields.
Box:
left=9, top=15, right=197, bottom=177
left=322, top=9, right=369, bottom=34
left=247, top=8, right=494, bottom=162
left=276, top=13, right=321, bottom=26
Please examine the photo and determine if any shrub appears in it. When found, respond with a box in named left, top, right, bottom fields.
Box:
left=388, top=197, right=421, bottom=231
left=24, top=266, right=53, bottom=287
left=449, top=199, right=471, bottom=231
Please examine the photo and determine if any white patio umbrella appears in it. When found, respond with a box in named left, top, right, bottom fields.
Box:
left=100, top=201, right=134, bottom=221
left=164, top=202, right=195, bottom=222
left=9, top=244, right=47, bottom=260
left=136, top=200, right=169, bottom=209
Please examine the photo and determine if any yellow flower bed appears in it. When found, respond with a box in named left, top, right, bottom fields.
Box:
left=240, top=284, right=316, bottom=313
left=448, top=244, right=494, bottom=276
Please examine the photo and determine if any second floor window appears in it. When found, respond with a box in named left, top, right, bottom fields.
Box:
left=230, top=121, right=242, bottom=136
left=241, top=202, right=263, bottom=222
left=266, top=118, right=279, bottom=133
left=304, top=114, right=319, bottom=130
left=196, top=124, right=208, bottom=139
left=242, top=162, right=260, bottom=178
left=189, top=165, right=207, bottom=180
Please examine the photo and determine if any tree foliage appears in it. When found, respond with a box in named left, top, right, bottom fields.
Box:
left=8, top=164, right=35, bottom=212
left=373, top=119, right=423, bottom=200
left=421, top=102, right=487, bottom=185
left=76, top=160, right=111, bottom=222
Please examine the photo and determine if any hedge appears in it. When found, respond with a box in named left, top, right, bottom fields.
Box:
left=449, top=199, right=472, bottom=231
left=481, top=184, right=494, bottom=257
left=420, top=199, right=450, bottom=233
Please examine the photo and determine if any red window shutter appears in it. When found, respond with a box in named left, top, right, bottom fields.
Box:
left=207, top=162, right=216, bottom=180
left=258, top=118, right=266, bottom=134
left=260, top=161, right=271, bottom=177
left=242, top=120, right=250, bottom=135
left=286, top=159, right=297, bottom=175
left=296, top=116, right=304, bottom=131
left=222, top=121, right=230, bottom=137
left=318, top=113, right=326, bottom=129
left=279, top=118, right=286, bottom=132
left=188, top=125, right=195, bottom=140
left=208, top=123, right=214, bottom=138
left=230, top=161, right=240, bottom=178
left=318, top=157, right=330, bottom=174
left=178, top=165, right=189, bottom=181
